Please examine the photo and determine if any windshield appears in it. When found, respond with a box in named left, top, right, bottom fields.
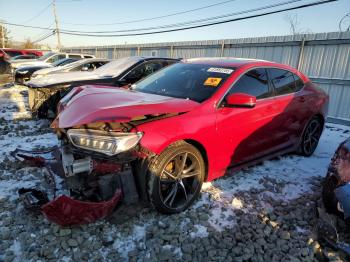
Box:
left=52, top=58, right=76, bottom=67
left=38, top=52, right=55, bottom=61
left=133, top=63, right=235, bottom=102
left=94, top=57, right=141, bottom=77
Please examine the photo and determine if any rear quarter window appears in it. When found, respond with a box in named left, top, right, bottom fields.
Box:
left=293, top=74, right=305, bottom=92
left=269, top=68, right=296, bottom=96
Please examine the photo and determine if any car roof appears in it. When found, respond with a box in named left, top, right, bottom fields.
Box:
left=183, top=57, right=278, bottom=67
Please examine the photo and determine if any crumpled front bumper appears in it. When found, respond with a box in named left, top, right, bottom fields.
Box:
left=12, top=147, right=123, bottom=226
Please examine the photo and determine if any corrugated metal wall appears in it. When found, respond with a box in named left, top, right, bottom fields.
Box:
left=64, top=31, right=350, bottom=125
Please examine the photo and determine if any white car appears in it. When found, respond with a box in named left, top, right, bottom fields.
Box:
left=31, top=58, right=110, bottom=79
left=10, top=52, right=95, bottom=71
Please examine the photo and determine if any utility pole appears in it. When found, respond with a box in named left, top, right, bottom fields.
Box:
left=0, top=22, right=5, bottom=48
left=52, top=0, right=61, bottom=50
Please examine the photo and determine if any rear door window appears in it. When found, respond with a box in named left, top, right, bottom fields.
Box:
left=47, top=54, right=66, bottom=63
left=69, top=54, right=83, bottom=59
left=268, top=68, right=296, bottom=96
left=228, top=68, right=270, bottom=99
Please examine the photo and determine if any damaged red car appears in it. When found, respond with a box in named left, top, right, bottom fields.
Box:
left=16, top=58, right=329, bottom=225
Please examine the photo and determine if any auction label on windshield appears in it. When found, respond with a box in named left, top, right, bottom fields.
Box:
left=207, top=67, right=234, bottom=74
left=204, top=77, right=222, bottom=87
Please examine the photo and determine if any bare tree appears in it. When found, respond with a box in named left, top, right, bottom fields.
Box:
left=22, top=38, right=39, bottom=49
left=284, top=13, right=312, bottom=35
left=0, top=24, right=12, bottom=48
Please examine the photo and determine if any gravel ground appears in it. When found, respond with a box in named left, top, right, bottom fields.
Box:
left=0, top=84, right=350, bottom=262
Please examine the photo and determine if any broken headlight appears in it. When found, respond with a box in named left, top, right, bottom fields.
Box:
left=67, top=129, right=143, bottom=156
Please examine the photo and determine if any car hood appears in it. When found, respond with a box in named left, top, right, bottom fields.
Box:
left=16, top=65, right=52, bottom=72
left=27, top=71, right=101, bottom=87
left=33, top=66, right=65, bottom=75
left=11, top=61, right=49, bottom=68
left=54, top=86, right=200, bottom=128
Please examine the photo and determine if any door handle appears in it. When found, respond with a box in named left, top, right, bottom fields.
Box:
left=298, top=97, right=306, bottom=102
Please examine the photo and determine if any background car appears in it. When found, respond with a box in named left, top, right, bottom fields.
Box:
left=51, top=57, right=329, bottom=215
left=322, top=137, right=350, bottom=218
left=10, top=52, right=95, bottom=71
left=10, top=55, right=40, bottom=60
left=31, top=58, right=111, bottom=79
left=0, top=48, right=43, bottom=74
left=26, top=56, right=178, bottom=118
left=0, top=48, right=43, bottom=59
left=14, top=58, right=79, bottom=84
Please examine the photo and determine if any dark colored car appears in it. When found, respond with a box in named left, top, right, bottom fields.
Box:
left=25, top=56, right=178, bottom=118
left=14, top=58, right=79, bottom=84
left=11, top=55, right=39, bottom=60
left=13, top=58, right=329, bottom=226
left=323, top=137, right=350, bottom=219
left=317, top=137, right=350, bottom=257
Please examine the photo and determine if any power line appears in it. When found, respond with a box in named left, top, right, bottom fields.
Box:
left=0, top=0, right=306, bottom=34
left=61, top=0, right=305, bottom=34
left=60, top=0, right=238, bottom=26
left=21, top=2, right=52, bottom=24
left=31, top=22, right=55, bottom=40
left=57, top=0, right=338, bottom=37
left=32, top=31, right=55, bottom=43
left=2, top=0, right=337, bottom=37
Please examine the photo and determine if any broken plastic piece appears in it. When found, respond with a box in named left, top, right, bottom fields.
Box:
left=11, top=147, right=65, bottom=178
left=41, top=189, right=122, bottom=226
left=18, top=188, right=49, bottom=212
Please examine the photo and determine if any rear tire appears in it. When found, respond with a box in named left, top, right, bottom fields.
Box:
left=147, top=141, right=205, bottom=214
left=298, top=116, right=323, bottom=157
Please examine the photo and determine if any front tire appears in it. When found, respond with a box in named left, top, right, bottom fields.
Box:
left=147, top=141, right=205, bottom=214
left=298, top=116, right=323, bottom=157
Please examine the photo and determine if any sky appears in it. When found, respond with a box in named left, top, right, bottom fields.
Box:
left=0, top=0, right=349, bottom=48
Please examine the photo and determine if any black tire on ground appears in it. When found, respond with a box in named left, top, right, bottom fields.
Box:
left=147, top=141, right=205, bottom=214
left=298, top=116, right=323, bottom=157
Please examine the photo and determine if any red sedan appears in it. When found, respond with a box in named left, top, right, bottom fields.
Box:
left=47, top=58, right=328, bottom=219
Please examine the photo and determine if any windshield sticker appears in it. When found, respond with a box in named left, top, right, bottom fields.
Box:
left=207, top=67, right=234, bottom=74
left=204, top=77, right=222, bottom=87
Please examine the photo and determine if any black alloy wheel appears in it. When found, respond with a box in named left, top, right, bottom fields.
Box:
left=148, top=141, right=205, bottom=214
left=300, top=117, right=323, bottom=156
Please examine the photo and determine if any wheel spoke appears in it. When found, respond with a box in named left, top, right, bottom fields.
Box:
left=178, top=180, right=188, bottom=200
left=183, top=162, right=197, bottom=174
left=181, top=171, right=200, bottom=179
left=163, top=170, right=177, bottom=180
left=179, top=153, right=188, bottom=173
left=310, top=123, right=319, bottom=135
left=168, top=183, right=178, bottom=207
left=164, top=183, right=177, bottom=205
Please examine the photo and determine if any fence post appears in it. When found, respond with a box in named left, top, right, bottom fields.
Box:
left=113, top=46, right=116, bottom=59
left=220, top=40, right=225, bottom=57
left=137, top=46, right=141, bottom=56
left=297, top=37, right=305, bottom=70
left=170, top=45, right=174, bottom=58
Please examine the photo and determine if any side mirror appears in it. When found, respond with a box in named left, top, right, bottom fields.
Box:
left=225, top=93, right=256, bottom=108
left=81, top=66, right=89, bottom=71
